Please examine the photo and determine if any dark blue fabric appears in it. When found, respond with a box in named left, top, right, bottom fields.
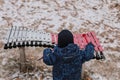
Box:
left=43, top=43, right=94, bottom=80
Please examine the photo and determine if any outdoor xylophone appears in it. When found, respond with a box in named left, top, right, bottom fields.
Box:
left=4, top=26, right=105, bottom=60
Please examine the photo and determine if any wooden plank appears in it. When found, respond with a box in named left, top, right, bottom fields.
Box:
left=19, top=47, right=27, bottom=73
left=4, top=26, right=14, bottom=49
left=12, top=26, right=18, bottom=48
left=24, top=27, right=28, bottom=45
left=74, top=34, right=78, bottom=45
left=90, top=32, right=103, bottom=51
left=41, top=32, right=46, bottom=42
left=10, top=26, right=17, bottom=48
left=31, top=29, right=35, bottom=41
left=51, top=33, right=56, bottom=44
left=82, top=34, right=91, bottom=43
left=77, top=34, right=85, bottom=49
left=36, top=30, right=39, bottom=41
left=11, top=26, right=18, bottom=48
left=21, top=27, right=27, bottom=46
left=4, top=27, right=11, bottom=44
left=18, top=27, right=23, bottom=46
left=26, top=28, right=30, bottom=41
left=29, top=29, right=33, bottom=41
left=22, top=27, right=26, bottom=42
left=34, top=30, right=40, bottom=46
left=31, top=29, right=36, bottom=46
left=44, top=33, right=52, bottom=42
left=38, top=31, right=43, bottom=41
left=34, top=30, right=38, bottom=41
left=27, top=28, right=30, bottom=46
left=87, top=32, right=99, bottom=51
left=9, top=26, right=16, bottom=43
left=15, top=27, right=20, bottom=46
left=14, top=26, right=18, bottom=42
left=81, top=34, right=87, bottom=47
left=47, top=33, right=52, bottom=42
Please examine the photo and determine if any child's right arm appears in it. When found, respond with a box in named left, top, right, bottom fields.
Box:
left=43, top=48, right=56, bottom=65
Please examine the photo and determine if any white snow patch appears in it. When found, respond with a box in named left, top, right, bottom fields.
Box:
left=2, top=58, right=8, bottom=66
left=91, top=73, right=107, bottom=80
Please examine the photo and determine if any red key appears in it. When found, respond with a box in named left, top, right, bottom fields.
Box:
left=87, top=32, right=99, bottom=51
left=90, top=32, right=103, bottom=51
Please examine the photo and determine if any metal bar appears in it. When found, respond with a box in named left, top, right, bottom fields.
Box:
left=4, top=26, right=13, bottom=49
left=12, top=26, right=19, bottom=48
left=9, top=26, right=17, bottom=49
left=18, top=27, right=23, bottom=47
left=16, top=27, right=20, bottom=47
left=90, top=32, right=105, bottom=60
left=90, top=32, right=103, bottom=51
left=87, top=32, right=98, bottom=51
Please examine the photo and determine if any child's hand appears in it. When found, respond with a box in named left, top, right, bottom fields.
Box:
left=86, top=42, right=95, bottom=48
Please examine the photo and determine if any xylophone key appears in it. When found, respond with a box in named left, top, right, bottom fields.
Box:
left=18, top=27, right=22, bottom=47
left=9, top=26, right=17, bottom=49
left=38, top=41, right=42, bottom=47
left=35, top=41, right=39, bottom=47
left=100, top=51, right=106, bottom=60
left=13, top=42, right=16, bottom=48
left=4, top=44, right=7, bottom=49
left=4, top=26, right=13, bottom=49
left=30, top=41, right=34, bottom=47
left=18, top=42, right=22, bottom=47
left=15, top=26, right=21, bottom=48
left=90, top=32, right=105, bottom=60
left=26, top=41, right=29, bottom=47
left=22, top=42, right=25, bottom=47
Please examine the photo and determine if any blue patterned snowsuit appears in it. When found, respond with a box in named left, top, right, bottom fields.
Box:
left=43, top=43, right=94, bottom=80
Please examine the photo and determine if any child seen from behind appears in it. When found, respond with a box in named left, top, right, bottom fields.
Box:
left=43, top=29, right=95, bottom=80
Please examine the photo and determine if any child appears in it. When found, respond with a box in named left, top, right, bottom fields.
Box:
left=43, top=29, right=95, bottom=80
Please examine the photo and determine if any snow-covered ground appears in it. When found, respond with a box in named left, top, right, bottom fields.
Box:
left=0, top=0, right=120, bottom=80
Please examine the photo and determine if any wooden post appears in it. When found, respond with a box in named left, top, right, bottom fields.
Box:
left=19, top=47, right=27, bottom=73
left=82, top=64, right=85, bottom=79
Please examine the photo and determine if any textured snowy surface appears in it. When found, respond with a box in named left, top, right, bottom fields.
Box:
left=0, top=0, right=120, bottom=80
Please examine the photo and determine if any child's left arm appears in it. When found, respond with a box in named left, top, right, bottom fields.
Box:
left=81, top=42, right=95, bottom=63
left=43, top=48, right=56, bottom=65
